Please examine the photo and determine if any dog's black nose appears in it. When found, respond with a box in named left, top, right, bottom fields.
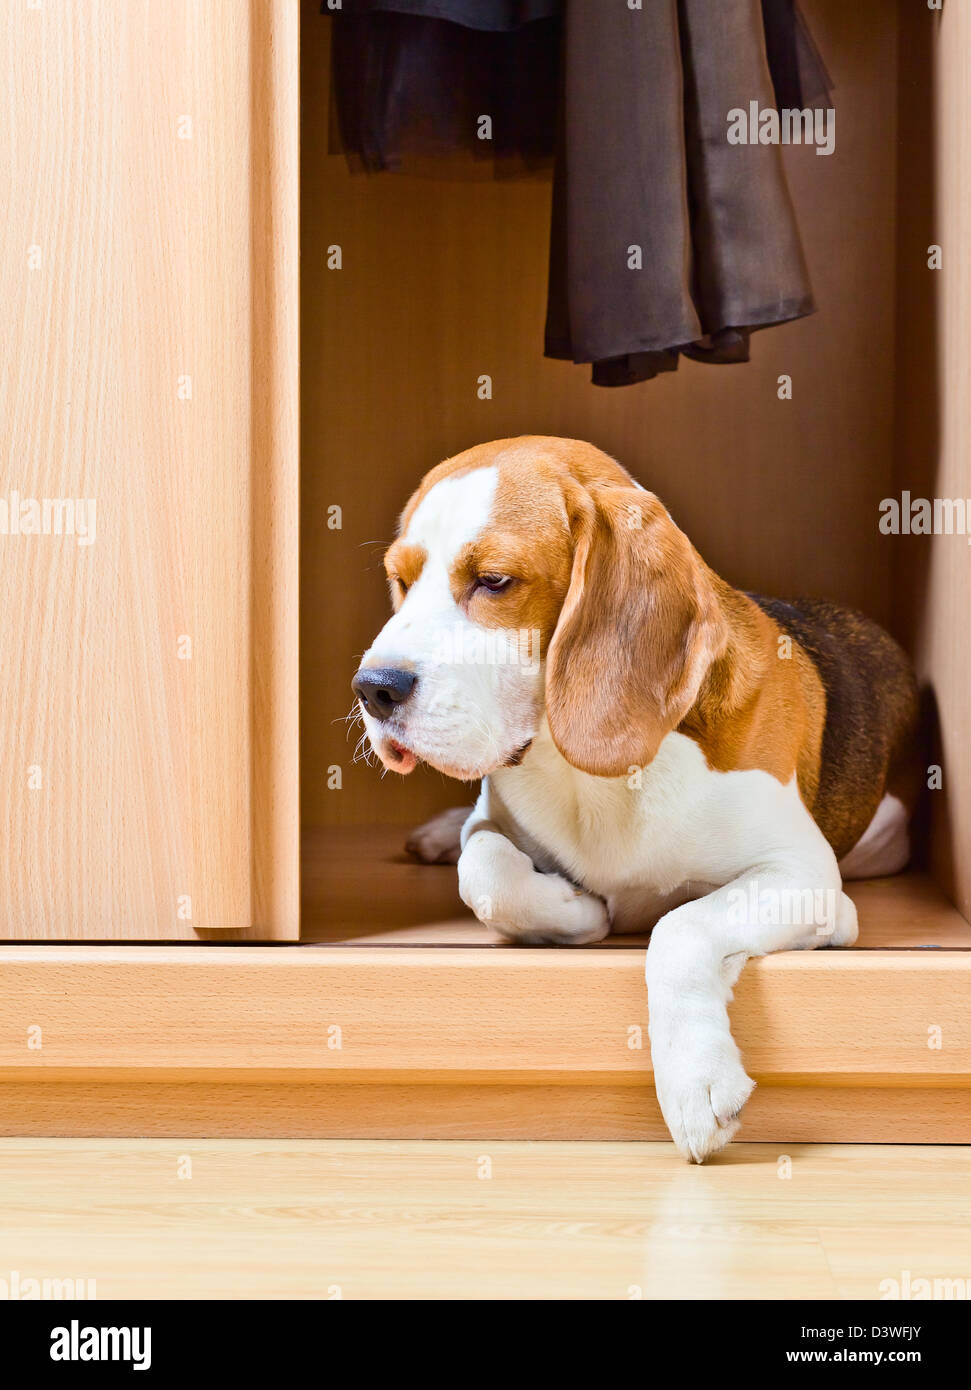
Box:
left=352, top=666, right=416, bottom=722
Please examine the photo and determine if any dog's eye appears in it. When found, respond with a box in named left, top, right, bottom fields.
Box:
left=476, top=574, right=512, bottom=594
left=392, top=576, right=408, bottom=596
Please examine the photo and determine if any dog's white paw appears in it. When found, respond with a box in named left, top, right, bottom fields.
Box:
left=457, top=828, right=609, bottom=945
left=497, top=871, right=610, bottom=945
left=824, top=891, right=859, bottom=947
left=405, top=807, right=469, bottom=864
left=653, top=1039, right=755, bottom=1164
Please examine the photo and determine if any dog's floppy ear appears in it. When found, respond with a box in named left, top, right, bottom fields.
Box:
left=546, top=484, right=727, bottom=777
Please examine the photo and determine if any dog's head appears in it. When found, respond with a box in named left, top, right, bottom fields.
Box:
left=352, top=437, right=727, bottom=781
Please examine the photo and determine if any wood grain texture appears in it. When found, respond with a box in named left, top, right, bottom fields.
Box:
left=2, top=1081, right=970, bottom=1144
left=0, top=1138, right=968, bottom=1299
left=300, top=0, right=901, bottom=827
left=303, top=825, right=971, bottom=947
left=0, top=939, right=969, bottom=1082
left=0, top=1, right=299, bottom=937
left=894, top=3, right=971, bottom=918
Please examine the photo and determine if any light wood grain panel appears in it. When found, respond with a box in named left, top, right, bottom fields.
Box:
left=0, top=942, right=968, bottom=1080
left=894, top=2, right=971, bottom=917
left=2, top=1080, right=969, bottom=1144
left=821, top=1221, right=971, bottom=1301
left=0, top=1, right=299, bottom=936
left=301, top=0, right=900, bottom=826
left=0, top=1138, right=968, bottom=1299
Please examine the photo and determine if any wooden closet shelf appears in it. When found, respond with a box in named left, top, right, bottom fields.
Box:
left=1, top=827, right=967, bottom=1141
left=300, top=825, right=971, bottom=949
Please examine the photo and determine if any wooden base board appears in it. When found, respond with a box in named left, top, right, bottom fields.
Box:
left=1, top=934, right=970, bottom=1140
left=2, top=1080, right=970, bottom=1143
left=2, top=944, right=970, bottom=1078
left=3, top=840, right=969, bottom=1141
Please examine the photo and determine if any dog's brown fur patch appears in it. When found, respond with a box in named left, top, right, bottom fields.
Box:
left=383, top=541, right=427, bottom=605
left=678, top=586, right=826, bottom=806
left=744, top=597, right=919, bottom=859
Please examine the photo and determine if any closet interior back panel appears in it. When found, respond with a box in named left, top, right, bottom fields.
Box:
left=301, top=0, right=898, bottom=837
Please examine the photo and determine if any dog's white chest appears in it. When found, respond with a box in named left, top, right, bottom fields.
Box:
left=487, top=726, right=822, bottom=908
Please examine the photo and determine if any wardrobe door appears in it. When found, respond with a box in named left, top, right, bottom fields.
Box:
left=0, top=0, right=299, bottom=938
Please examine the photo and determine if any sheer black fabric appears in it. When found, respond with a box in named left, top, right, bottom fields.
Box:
left=761, top=0, right=832, bottom=108
left=329, top=10, right=560, bottom=173
left=331, top=0, right=558, bottom=30
left=324, top=0, right=832, bottom=386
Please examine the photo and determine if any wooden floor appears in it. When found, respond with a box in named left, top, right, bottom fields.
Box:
left=1, top=1138, right=968, bottom=1299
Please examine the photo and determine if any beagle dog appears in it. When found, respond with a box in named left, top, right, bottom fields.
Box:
left=352, top=437, right=919, bottom=1161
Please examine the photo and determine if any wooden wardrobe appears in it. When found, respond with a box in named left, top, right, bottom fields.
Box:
left=0, top=0, right=969, bottom=1142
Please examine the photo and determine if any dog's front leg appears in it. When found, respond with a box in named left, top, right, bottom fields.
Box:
left=405, top=806, right=471, bottom=864
left=457, top=822, right=609, bottom=945
left=645, top=857, right=858, bottom=1162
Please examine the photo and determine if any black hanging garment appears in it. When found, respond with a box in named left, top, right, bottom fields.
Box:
left=325, top=1, right=832, bottom=387
left=327, top=1, right=561, bottom=175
